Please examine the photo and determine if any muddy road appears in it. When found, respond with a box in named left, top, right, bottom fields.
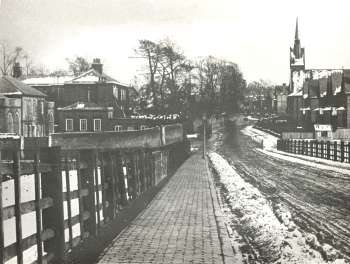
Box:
left=212, top=120, right=350, bottom=259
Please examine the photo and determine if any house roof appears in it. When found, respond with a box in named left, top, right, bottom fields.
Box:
left=0, top=76, right=47, bottom=97
left=23, top=75, right=74, bottom=86
left=67, top=69, right=129, bottom=87
left=57, top=101, right=113, bottom=111
left=23, top=68, right=135, bottom=92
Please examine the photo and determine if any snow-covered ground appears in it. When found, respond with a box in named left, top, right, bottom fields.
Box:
left=241, top=125, right=278, bottom=150
left=208, top=151, right=346, bottom=264
left=243, top=125, right=350, bottom=175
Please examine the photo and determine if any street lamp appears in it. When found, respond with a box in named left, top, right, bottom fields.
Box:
left=202, top=113, right=207, bottom=159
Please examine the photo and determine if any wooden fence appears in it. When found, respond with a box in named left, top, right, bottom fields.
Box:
left=277, top=139, right=350, bottom=163
left=0, top=127, right=189, bottom=264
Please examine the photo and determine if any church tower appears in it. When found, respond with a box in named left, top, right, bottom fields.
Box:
left=290, top=17, right=305, bottom=71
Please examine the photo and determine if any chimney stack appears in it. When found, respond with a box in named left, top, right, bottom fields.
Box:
left=12, top=62, right=22, bottom=78
left=91, top=58, right=103, bottom=74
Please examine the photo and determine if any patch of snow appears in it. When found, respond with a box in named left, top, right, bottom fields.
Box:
left=72, top=75, right=99, bottom=83
left=186, top=133, right=198, bottom=139
left=246, top=116, right=259, bottom=121
left=259, top=148, right=350, bottom=175
left=241, top=126, right=278, bottom=150
left=0, top=134, right=20, bottom=139
left=208, top=152, right=346, bottom=264
left=334, top=86, right=342, bottom=95
left=208, top=152, right=284, bottom=262
left=23, top=76, right=73, bottom=85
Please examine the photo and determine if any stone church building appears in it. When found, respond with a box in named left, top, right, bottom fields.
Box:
left=287, top=19, right=350, bottom=131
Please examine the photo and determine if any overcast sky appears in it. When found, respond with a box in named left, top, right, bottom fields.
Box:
left=1, top=0, right=350, bottom=85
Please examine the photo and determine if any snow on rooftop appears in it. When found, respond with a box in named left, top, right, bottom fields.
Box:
left=292, top=58, right=304, bottom=66
left=23, top=76, right=73, bottom=85
left=0, top=134, right=20, bottom=139
left=76, top=103, right=85, bottom=109
left=311, top=69, right=342, bottom=80
left=334, top=85, right=342, bottom=95
left=71, top=75, right=99, bottom=83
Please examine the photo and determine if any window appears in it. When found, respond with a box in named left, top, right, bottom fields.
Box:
left=108, top=110, right=113, bottom=119
left=7, top=113, right=13, bottom=133
left=114, top=125, right=122, bottom=132
left=113, top=85, right=119, bottom=99
left=93, top=119, right=101, bottom=131
left=66, top=119, right=73, bottom=131
left=120, top=89, right=126, bottom=101
left=41, top=101, right=44, bottom=115
left=48, top=112, right=54, bottom=134
left=80, top=119, right=88, bottom=131
left=14, top=113, right=20, bottom=135
left=321, top=131, right=328, bottom=137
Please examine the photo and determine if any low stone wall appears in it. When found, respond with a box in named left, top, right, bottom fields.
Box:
left=163, top=123, right=183, bottom=145
left=51, top=124, right=185, bottom=151
left=51, top=127, right=162, bottom=150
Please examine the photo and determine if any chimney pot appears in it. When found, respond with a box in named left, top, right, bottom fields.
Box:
left=12, top=62, right=22, bottom=78
left=91, top=58, right=103, bottom=74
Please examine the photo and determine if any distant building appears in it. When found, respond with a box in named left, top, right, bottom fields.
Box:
left=23, top=58, right=137, bottom=118
left=0, top=75, right=55, bottom=137
left=23, top=58, right=141, bottom=133
left=287, top=18, right=350, bottom=131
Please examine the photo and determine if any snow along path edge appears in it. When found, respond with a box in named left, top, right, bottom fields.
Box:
left=208, top=151, right=346, bottom=264
left=258, top=148, right=350, bottom=177
left=204, top=155, right=243, bottom=264
left=208, top=152, right=284, bottom=262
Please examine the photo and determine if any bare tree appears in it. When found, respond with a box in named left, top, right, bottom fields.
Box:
left=23, top=54, right=33, bottom=77
left=0, top=41, right=23, bottom=76
left=66, top=56, right=90, bottom=76
left=135, top=40, right=162, bottom=110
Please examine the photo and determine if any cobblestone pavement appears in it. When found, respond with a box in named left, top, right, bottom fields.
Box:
left=97, top=153, right=235, bottom=264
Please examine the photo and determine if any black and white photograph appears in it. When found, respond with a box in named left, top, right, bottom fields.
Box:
left=0, top=0, right=349, bottom=263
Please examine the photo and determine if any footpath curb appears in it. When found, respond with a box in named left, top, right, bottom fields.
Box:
left=267, top=149, right=350, bottom=172
left=205, top=155, right=243, bottom=264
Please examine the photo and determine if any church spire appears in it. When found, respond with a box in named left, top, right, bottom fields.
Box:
left=295, top=17, right=299, bottom=40
left=290, top=17, right=305, bottom=74
left=293, top=17, right=301, bottom=58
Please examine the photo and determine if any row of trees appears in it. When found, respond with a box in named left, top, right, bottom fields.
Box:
left=135, top=39, right=246, bottom=117
left=1, top=39, right=247, bottom=118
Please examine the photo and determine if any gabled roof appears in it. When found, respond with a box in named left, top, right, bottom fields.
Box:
left=23, top=75, right=74, bottom=86
left=66, top=69, right=129, bottom=87
left=0, top=76, right=47, bottom=97
left=57, top=101, right=113, bottom=111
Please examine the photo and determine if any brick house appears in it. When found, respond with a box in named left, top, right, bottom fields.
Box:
left=23, top=58, right=139, bottom=133
left=0, top=75, right=55, bottom=136
left=56, top=102, right=157, bottom=133
left=23, top=59, right=137, bottom=116
left=57, top=102, right=114, bottom=132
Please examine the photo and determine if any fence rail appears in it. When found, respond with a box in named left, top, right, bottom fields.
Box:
left=0, top=125, right=189, bottom=264
left=277, top=139, right=350, bottom=163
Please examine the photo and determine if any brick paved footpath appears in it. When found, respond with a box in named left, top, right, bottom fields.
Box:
left=97, top=153, right=240, bottom=264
